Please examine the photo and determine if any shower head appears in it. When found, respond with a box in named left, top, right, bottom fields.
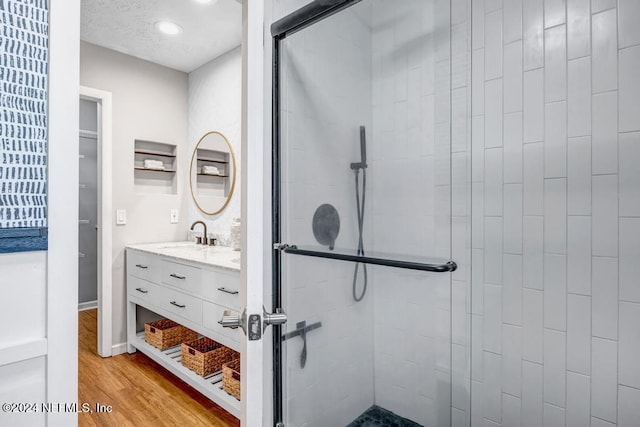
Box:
left=350, top=126, right=367, bottom=170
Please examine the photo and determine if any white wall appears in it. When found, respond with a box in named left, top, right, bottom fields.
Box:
left=470, top=0, right=640, bottom=425
left=188, top=46, right=242, bottom=240
left=80, top=42, right=190, bottom=348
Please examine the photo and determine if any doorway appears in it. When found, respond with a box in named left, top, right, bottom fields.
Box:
left=79, top=87, right=113, bottom=358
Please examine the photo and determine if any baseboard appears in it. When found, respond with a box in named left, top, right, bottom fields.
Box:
left=78, top=300, right=98, bottom=311
left=111, top=342, right=127, bottom=356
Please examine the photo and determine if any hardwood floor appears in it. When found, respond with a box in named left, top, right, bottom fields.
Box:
left=78, top=309, right=239, bottom=427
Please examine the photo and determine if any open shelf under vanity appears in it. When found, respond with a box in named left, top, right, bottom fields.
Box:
left=129, top=332, right=240, bottom=418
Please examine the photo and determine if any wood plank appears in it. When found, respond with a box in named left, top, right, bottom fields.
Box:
left=78, top=309, right=238, bottom=427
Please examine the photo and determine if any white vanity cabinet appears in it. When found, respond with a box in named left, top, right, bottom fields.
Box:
left=125, top=243, right=242, bottom=418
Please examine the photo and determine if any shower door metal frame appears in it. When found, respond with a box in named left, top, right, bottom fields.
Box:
left=271, top=1, right=456, bottom=425
left=271, top=2, right=363, bottom=425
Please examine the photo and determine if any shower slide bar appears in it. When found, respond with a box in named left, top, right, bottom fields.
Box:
left=275, top=244, right=457, bottom=273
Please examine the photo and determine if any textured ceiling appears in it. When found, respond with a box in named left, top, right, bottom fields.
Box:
left=81, top=0, right=242, bottom=73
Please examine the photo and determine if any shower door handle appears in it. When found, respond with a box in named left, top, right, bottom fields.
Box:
left=219, top=307, right=287, bottom=342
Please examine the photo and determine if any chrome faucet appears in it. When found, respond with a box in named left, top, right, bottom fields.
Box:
left=190, top=221, right=208, bottom=245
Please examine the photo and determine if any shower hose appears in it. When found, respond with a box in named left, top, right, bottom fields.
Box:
left=353, top=167, right=368, bottom=302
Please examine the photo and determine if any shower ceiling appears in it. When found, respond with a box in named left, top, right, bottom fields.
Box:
left=81, top=0, right=242, bottom=72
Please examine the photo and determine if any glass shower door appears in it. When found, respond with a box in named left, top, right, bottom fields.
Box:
left=271, top=1, right=465, bottom=426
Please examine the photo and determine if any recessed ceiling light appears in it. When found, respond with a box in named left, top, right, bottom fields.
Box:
left=154, top=21, right=183, bottom=35
left=193, top=0, right=218, bottom=4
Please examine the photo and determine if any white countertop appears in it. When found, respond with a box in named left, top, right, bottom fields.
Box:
left=126, top=241, right=241, bottom=272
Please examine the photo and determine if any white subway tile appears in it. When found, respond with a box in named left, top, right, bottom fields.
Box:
left=485, top=148, right=504, bottom=216
left=523, top=0, right=544, bottom=70
left=473, top=249, right=485, bottom=314
left=620, top=218, right=640, bottom=303
left=472, top=116, right=485, bottom=183
left=567, top=137, right=592, bottom=215
left=472, top=315, right=484, bottom=381
left=592, top=418, right=616, bottom=427
left=485, top=10, right=503, bottom=80
left=566, top=372, right=591, bottom=427
left=503, top=393, right=522, bottom=427
left=524, top=69, right=545, bottom=143
left=591, top=0, right=616, bottom=13
left=592, top=256, right=618, bottom=340
left=618, top=385, right=640, bottom=427
left=504, top=41, right=523, bottom=113
left=567, top=57, right=591, bottom=137
left=567, top=294, right=591, bottom=374
left=523, top=216, right=544, bottom=290
left=619, top=45, right=640, bottom=132
left=504, top=112, right=524, bottom=184
left=486, top=0, right=502, bottom=12
left=543, top=404, right=566, bottom=427
left=592, top=9, right=618, bottom=93
left=523, top=289, right=544, bottom=362
left=544, top=254, right=567, bottom=331
left=545, top=0, right=566, bottom=27
left=473, top=0, right=486, bottom=49
left=522, top=361, right=544, bottom=427
left=619, top=0, right=640, bottom=48
left=620, top=132, right=640, bottom=216
left=484, top=284, right=503, bottom=353
left=567, top=216, right=592, bottom=295
left=485, top=79, right=504, bottom=148
left=484, top=351, right=503, bottom=422
left=591, top=337, right=618, bottom=423
left=503, top=255, right=524, bottom=324
left=619, top=302, right=640, bottom=389
left=592, top=92, right=618, bottom=175
left=544, top=179, right=567, bottom=254
left=473, top=49, right=485, bottom=116
left=544, top=103, right=568, bottom=178
left=545, top=25, right=567, bottom=103
left=524, top=142, right=544, bottom=215
left=503, top=324, right=523, bottom=396
left=504, top=184, right=523, bottom=254
left=592, top=174, right=618, bottom=257
left=567, top=0, right=591, bottom=59
left=473, top=184, right=485, bottom=248
left=504, top=0, right=523, bottom=43
left=485, top=217, right=504, bottom=285
left=544, top=330, right=567, bottom=407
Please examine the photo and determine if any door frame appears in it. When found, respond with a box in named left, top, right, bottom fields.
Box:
left=79, top=86, right=113, bottom=358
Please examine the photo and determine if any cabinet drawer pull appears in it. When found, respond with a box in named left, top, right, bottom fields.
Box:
left=217, top=287, right=239, bottom=295
left=136, top=264, right=148, bottom=269
left=135, top=287, right=148, bottom=294
left=170, top=273, right=186, bottom=280
left=170, top=301, right=186, bottom=308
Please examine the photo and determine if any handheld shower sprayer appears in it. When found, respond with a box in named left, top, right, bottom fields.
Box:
left=352, top=125, right=368, bottom=302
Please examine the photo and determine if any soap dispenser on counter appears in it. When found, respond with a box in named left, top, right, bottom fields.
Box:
left=230, top=218, right=241, bottom=251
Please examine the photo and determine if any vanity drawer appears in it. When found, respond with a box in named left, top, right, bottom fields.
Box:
left=127, top=275, right=164, bottom=306
left=201, top=269, right=241, bottom=310
left=158, top=287, right=203, bottom=325
left=127, top=250, right=160, bottom=283
left=161, top=260, right=202, bottom=293
left=202, top=301, right=241, bottom=344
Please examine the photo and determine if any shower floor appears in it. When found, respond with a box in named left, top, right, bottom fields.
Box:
left=346, top=405, right=423, bottom=427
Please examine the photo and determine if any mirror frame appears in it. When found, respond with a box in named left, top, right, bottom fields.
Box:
left=189, top=131, right=237, bottom=215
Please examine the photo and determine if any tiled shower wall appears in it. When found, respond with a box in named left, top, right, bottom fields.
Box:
left=471, top=0, right=640, bottom=426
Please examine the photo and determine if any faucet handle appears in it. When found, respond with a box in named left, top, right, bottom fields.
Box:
left=195, top=236, right=203, bottom=245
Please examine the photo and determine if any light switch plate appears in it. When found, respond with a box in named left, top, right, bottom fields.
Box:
left=116, top=209, right=126, bottom=225
left=170, top=209, right=179, bottom=224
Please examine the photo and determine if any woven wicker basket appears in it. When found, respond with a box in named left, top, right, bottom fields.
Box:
left=181, top=337, right=238, bottom=377
left=144, top=319, right=197, bottom=350
left=222, top=358, right=241, bottom=400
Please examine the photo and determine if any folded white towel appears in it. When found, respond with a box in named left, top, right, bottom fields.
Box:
left=144, top=159, right=164, bottom=170
left=201, top=165, right=220, bottom=175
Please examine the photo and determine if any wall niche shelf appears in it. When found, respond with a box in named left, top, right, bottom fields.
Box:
left=134, top=139, right=177, bottom=194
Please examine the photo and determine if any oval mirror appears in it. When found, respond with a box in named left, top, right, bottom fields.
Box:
left=189, top=131, right=237, bottom=215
